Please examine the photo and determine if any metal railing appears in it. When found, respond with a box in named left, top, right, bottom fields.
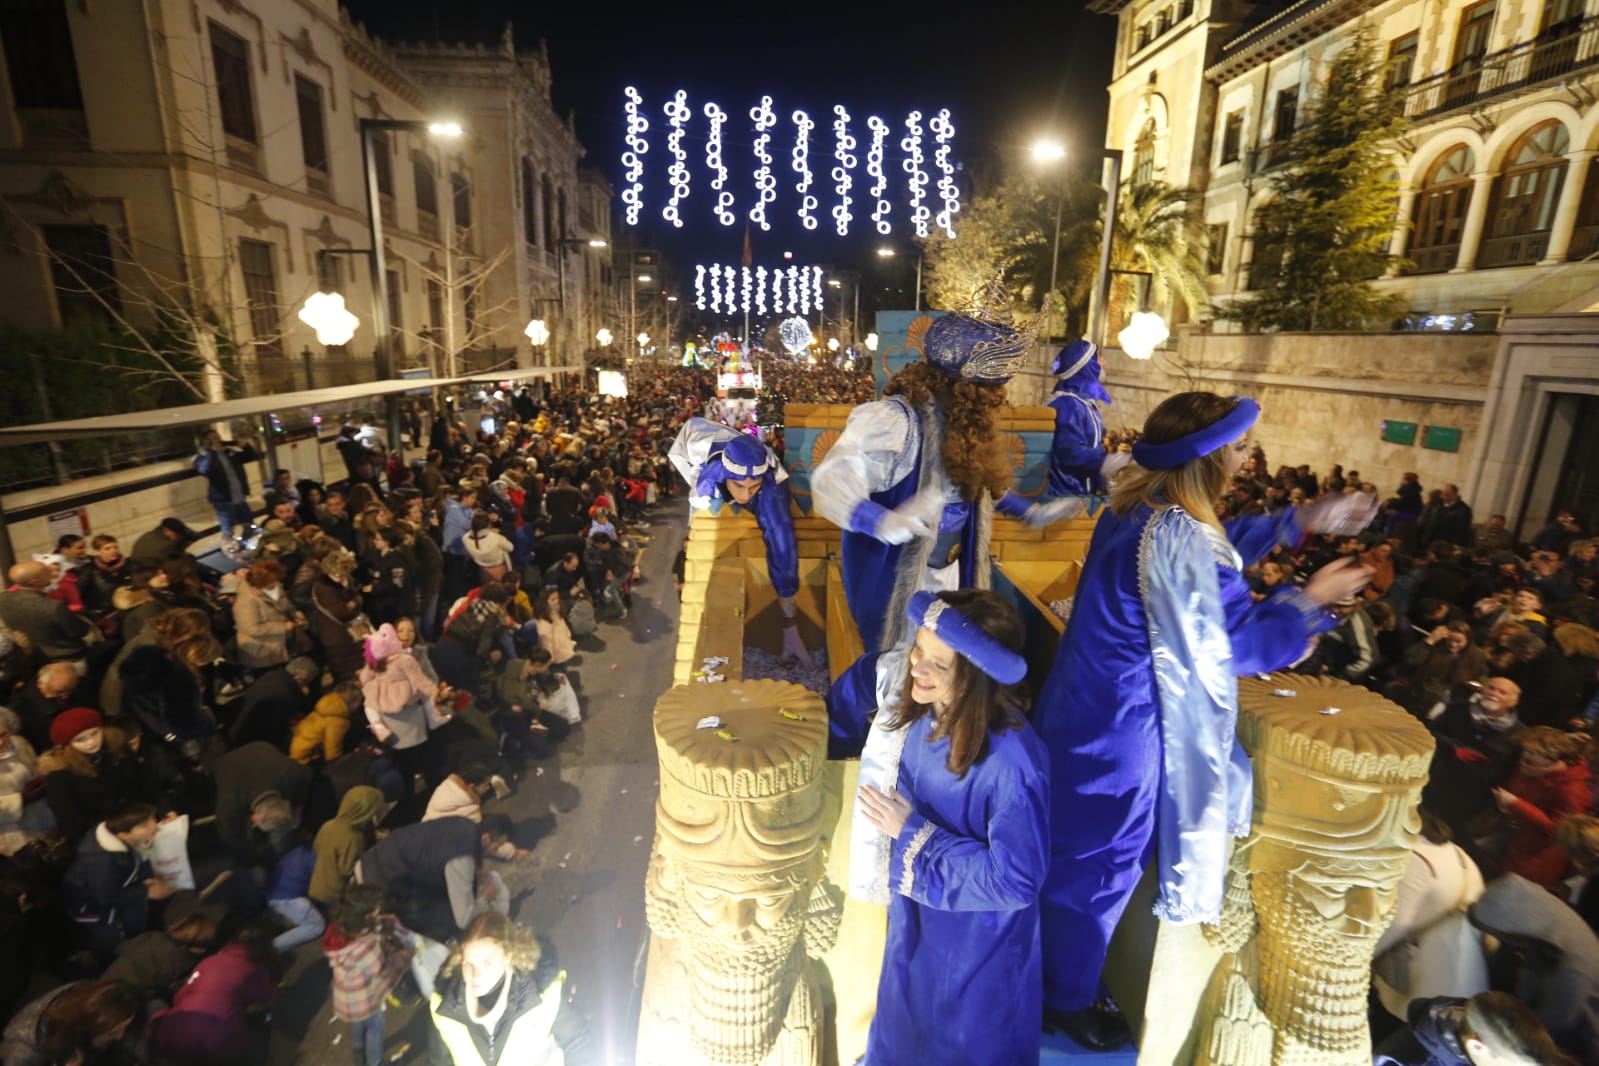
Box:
left=1400, top=18, right=1599, bottom=118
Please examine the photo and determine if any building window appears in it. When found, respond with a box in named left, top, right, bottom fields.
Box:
left=425, top=278, right=444, bottom=348
left=1220, top=110, right=1243, bottom=164
left=237, top=239, right=281, bottom=355
left=1482, top=121, right=1570, bottom=267
left=558, top=187, right=570, bottom=243
left=452, top=173, right=472, bottom=234
left=1272, top=87, right=1299, bottom=141
left=316, top=250, right=341, bottom=293
left=0, top=0, right=83, bottom=111
left=370, top=130, right=393, bottom=197
left=1384, top=32, right=1419, bottom=90
left=1446, top=1, right=1497, bottom=107
left=1206, top=223, right=1228, bottom=275
left=208, top=22, right=256, bottom=145
left=1409, top=145, right=1475, bottom=274
left=413, top=154, right=437, bottom=217
left=386, top=269, right=404, bottom=358
left=1132, top=120, right=1156, bottom=186
left=41, top=224, right=118, bottom=323
left=295, top=75, right=329, bottom=193
left=1179, top=0, right=1194, bottom=17
left=542, top=174, right=557, bottom=253
left=1135, top=25, right=1150, bottom=50
left=522, top=159, right=538, bottom=245
left=1157, top=8, right=1172, bottom=34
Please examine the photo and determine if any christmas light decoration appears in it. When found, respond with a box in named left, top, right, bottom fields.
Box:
left=704, top=102, right=734, bottom=226
left=778, top=316, right=814, bottom=355
left=931, top=108, right=959, bottom=239
left=832, top=105, right=855, bottom=237
left=792, top=110, right=818, bottom=230
left=740, top=266, right=753, bottom=314
left=722, top=265, right=736, bottom=314
left=771, top=267, right=784, bottom=314
left=695, top=264, right=707, bottom=310
left=902, top=110, right=930, bottom=238
left=662, top=90, right=691, bottom=228
left=787, top=267, right=799, bottom=316
left=622, top=86, right=648, bottom=227
left=706, top=263, right=721, bottom=313
left=750, top=95, right=778, bottom=232
left=812, top=267, right=824, bottom=312
left=755, top=266, right=768, bottom=316
left=867, top=116, right=891, bottom=235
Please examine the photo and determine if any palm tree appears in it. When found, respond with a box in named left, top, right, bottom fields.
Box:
left=1061, top=180, right=1210, bottom=336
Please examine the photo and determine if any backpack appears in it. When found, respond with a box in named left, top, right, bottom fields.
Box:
left=567, top=599, right=597, bottom=637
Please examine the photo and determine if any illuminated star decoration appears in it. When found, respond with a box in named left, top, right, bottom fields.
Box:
left=663, top=90, right=691, bottom=228
left=832, top=105, right=856, bottom=237
left=704, top=102, right=735, bottom=225
left=622, top=86, right=648, bottom=226
left=619, top=91, right=958, bottom=237
left=778, top=316, right=815, bottom=355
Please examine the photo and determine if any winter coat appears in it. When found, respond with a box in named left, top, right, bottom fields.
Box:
left=360, top=654, right=439, bottom=750
left=62, top=823, right=155, bottom=947
left=103, top=931, right=201, bottom=1002
left=114, top=585, right=165, bottom=643
left=323, top=917, right=414, bottom=1022
left=148, top=941, right=275, bottom=1062
left=230, top=667, right=309, bottom=751
left=1, top=982, right=87, bottom=1066
left=232, top=582, right=297, bottom=669
left=534, top=615, right=574, bottom=665
left=312, top=575, right=366, bottom=680
left=40, top=734, right=159, bottom=845
left=291, top=692, right=353, bottom=765
left=0, top=587, right=90, bottom=662
left=422, top=776, right=481, bottom=824
left=310, top=785, right=384, bottom=905
left=1500, top=759, right=1594, bottom=888
left=463, top=529, right=514, bottom=571
left=210, top=742, right=312, bottom=867
left=0, top=733, right=53, bottom=856
left=426, top=947, right=594, bottom=1066
left=117, top=643, right=216, bottom=751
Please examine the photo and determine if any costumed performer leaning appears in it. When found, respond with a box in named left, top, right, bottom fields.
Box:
left=1043, top=339, right=1129, bottom=496
left=668, top=419, right=812, bottom=665
left=856, top=589, right=1050, bottom=1066
left=1032, top=391, right=1377, bottom=1045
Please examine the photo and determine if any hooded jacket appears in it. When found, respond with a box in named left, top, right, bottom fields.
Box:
left=291, top=692, right=352, bottom=765
left=427, top=947, right=594, bottom=1066
left=310, top=785, right=383, bottom=905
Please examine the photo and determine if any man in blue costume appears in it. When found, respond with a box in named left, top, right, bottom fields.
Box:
left=669, top=420, right=811, bottom=665
left=1044, top=339, right=1128, bottom=496
left=1030, top=392, right=1376, bottom=1048
left=857, top=589, right=1049, bottom=1066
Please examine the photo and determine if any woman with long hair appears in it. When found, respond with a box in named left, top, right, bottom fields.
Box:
left=0, top=979, right=144, bottom=1066
left=426, top=911, right=594, bottom=1066
left=531, top=586, right=575, bottom=667
left=314, top=550, right=368, bottom=681
left=463, top=514, right=514, bottom=585
left=1031, top=392, right=1375, bottom=1043
left=856, top=590, right=1049, bottom=1066
left=233, top=560, right=306, bottom=670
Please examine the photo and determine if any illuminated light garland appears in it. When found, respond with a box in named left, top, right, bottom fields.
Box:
left=662, top=90, right=691, bottom=228
left=750, top=96, right=778, bottom=232
left=621, top=86, right=649, bottom=226
left=704, top=102, right=734, bottom=226
left=792, top=110, right=818, bottom=231
left=902, top=110, right=930, bottom=238
left=771, top=267, right=784, bottom=315
left=832, top=105, right=856, bottom=237
left=695, top=264, right=708, bottom=311
left=866, top=116, right=891, bottom=235
left=754, top=266, right=768, bottom=316
left=740, top=266, right=753, bottom=314
left=812, top=267, right=824, bottom=312
left=786, top=267, right=799, bottom=316
left=722, top=265, right=737, bottom=314
left=707, top=264, right=721, bottom=314
left=931, top=108, right=959, bottom=239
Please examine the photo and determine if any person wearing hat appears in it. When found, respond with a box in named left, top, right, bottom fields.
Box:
left=668, top=419, right=811, bottom=664
left=38, top=710, right=160, bottom=845
left=1030, top=391, right=1379, bottom=1046
left=812, top=284, right=1037, bottom=655
left=129, top=518, right=199, bottom=569
left=855, top=589, right=1049, bottom=1066
left=1042, top=339, right=1129, bottom=496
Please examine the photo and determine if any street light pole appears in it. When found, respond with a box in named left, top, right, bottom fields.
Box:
left=1090, top=149, right=1124, bottom=350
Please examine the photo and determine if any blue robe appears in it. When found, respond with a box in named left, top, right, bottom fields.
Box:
left=867, top=714, right=1051, bottom=1066
left=1046, top=387, right=1107, bottom=496
left=1032, top=504, right=1333, bottom=1011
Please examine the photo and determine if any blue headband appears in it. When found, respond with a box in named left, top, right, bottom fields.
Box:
left=718, top=434, right=771, bottom=479
left=1131, top=397, right=1260, bottom=470
left=906, top=591, right=1027, bottom=685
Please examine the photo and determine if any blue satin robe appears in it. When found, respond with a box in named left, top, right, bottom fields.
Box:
left=1032, top=503, right=1332, bottom=1011
left=1046, top=388, right=1107, bottom=496
left=866, top=714, right=1051, bottom=1066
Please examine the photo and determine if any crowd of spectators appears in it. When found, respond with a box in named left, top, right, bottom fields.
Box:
left=1210, top=447, right=1598, bottom=1059
left=0, top=366, right=734, bottom=1065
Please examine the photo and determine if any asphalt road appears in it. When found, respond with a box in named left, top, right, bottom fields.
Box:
left=270, top=499, right=686, bottom=1066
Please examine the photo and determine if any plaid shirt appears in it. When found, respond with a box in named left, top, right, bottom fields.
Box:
left=322, top=918, right=414, bottom=1021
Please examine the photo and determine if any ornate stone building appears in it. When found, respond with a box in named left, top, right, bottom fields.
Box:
left=0, top=0, right=610, bottom=392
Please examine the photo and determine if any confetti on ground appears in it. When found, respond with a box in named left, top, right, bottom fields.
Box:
left=743, top=646, right=831, bottom=694
left=611, top=663, right=620, bottom=670
left=633, top=835, right=644, bottom=843
left=620, top=788, right=628, bottom=794
left=332, top=1034, right=341, bottom=1045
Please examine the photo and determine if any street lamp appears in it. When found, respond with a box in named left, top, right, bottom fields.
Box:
left=596, top=327, right=613, bottom=347
left=1031, top=138, right=1069, bottom=333
left=298, top=291, right=359, bottom=346
left=360, top=116, right=462, bottom=449
left=637, top=332, right=651, bottom=348
left=875, top=246, right=923, bottom=311
left=524, top=318, right=549, bottom=346
left=865, top=332, right=879, bottom=352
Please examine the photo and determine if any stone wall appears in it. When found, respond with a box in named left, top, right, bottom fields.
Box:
left=1091, top=331, right=1497, bottom=497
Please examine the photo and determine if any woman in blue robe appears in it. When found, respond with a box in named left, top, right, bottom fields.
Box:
left=1031, top=392, right=1377, bottom=1040
left=857, top=589, right=1049, bottom=1066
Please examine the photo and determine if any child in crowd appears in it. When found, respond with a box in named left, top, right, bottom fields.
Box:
left=322, top=884, right=416, bottom=1066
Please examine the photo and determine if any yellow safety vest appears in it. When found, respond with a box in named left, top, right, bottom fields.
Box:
left=429, top=972, right=566, bottom=1066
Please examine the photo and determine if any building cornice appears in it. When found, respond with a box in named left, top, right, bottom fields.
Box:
left=1206, top=0, right=1379, bottom=82
left=339, top=13, right=429, bottom=110
left=1086, top=1, right=1135, bottom=12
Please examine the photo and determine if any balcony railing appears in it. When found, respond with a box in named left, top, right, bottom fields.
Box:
left=1408, top=243, right=1460, bottom=274
left=1477, top=230, right=1550, bottom=268
left=1400, top=17, right=1599, bottom=118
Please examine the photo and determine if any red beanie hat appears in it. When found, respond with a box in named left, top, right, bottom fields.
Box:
left=50, top=707, right=103, bottom=748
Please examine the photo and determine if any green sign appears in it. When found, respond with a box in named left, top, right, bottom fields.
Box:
left=1381, top=419, right=1418, bottom=445
left=1422, top=425, right=1462, bottom=453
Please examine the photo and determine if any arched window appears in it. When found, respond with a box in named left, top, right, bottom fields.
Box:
left=521, top=159, right=538, bottom=246
left=1409, top=145, right=1475, bottom=274
left=1132, top=121, right=1156, bottom=185
left=1482, top=121, right=1569, bottom=267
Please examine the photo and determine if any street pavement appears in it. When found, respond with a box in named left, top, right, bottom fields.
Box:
left=270, top=498, right=687, bottom=1066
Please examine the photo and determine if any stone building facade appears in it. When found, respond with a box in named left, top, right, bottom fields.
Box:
left=0, top=0, right=609, bottom=393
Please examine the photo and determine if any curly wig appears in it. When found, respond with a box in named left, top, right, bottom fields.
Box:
left=885, top=361, right=1013, bottom=501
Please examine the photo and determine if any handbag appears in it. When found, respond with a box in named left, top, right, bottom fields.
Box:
left=316, top=592, right=371, bottom=642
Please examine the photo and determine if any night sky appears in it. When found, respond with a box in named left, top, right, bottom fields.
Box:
left=340, top=2, right=1117, bottom=310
